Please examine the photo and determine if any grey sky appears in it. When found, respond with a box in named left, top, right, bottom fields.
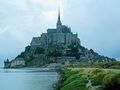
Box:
left=0, top=0, right=120, bottom=66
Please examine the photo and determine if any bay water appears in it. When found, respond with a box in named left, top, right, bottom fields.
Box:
left=0, top=68, right=60, bottom=90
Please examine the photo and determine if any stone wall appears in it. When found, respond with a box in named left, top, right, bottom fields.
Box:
left=30, top=25, right=81, bottom=50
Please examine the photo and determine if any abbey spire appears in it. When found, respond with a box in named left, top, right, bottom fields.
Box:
left=56, top=9, right=62, bottom=28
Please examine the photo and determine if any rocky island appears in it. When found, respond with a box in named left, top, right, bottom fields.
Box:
left=4, top=11, right=115, bottom=68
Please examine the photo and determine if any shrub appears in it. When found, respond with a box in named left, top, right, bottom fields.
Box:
left=34, top=47, right=44, bottom=54
left=103, top=73, right=120, bottom=90
left=91, top=79, right=103, bottom=86
left=90, top=69, right=103, bottom=75
left=90, top=69, right=105, bottom=80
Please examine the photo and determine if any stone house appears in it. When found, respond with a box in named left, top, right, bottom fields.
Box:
left=10, top=58, right=25, bottom=68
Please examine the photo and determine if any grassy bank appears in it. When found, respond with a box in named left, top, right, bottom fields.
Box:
left=60, top=68, right=120, bottom=90
left=71, top=61, right=120, bottom=69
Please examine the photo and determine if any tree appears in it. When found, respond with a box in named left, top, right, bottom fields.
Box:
left=34, top=47, right=45, bottom=54
left=25, top=46, right=31, bottom=52
left=48, top=49, right=62, bottom=57
left=89, top=49, right=95, bottom=54
left=17, top=52, right=25, bottom=58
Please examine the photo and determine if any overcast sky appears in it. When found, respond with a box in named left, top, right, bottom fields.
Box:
left=0, top=0, right=120, bottom=67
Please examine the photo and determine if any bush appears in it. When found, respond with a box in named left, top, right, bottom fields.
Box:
left=91, top=79, right=103, bottom=86
left=61, top=68, right=120, bottom=90
left=90, top=69, right=105, bottom=80
left=34, top=47, right=44, bottom=54
left=103, top=73, right=120, bottom=90
left=99, top=61, right=120, bottom=69
left=90, top=69, right=103, bottom=75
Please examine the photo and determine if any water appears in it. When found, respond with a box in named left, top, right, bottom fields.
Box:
left=0, top=68, right=60, bottom=90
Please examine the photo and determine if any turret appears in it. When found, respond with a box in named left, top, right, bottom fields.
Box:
left=4, top=59, right=11, bottom=68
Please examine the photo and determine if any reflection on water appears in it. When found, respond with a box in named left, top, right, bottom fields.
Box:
left=0, top=68, right=60, bottom=90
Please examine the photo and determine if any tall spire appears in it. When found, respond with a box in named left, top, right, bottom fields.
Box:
left=57, top=9, right=62, bottom=27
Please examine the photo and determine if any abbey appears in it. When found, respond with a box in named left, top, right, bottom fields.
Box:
left=4, top=10, right=115, bottom=68
left=31, top=11, right=80, bottom=52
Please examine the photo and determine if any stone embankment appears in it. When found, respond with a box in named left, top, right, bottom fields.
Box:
left=53, top=68, right=63, bottom=90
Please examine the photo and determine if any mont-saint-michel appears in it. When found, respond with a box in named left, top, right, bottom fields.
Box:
left=1, top=1, right=120, bottom=90
left=4, top=11, right=115, bottom=68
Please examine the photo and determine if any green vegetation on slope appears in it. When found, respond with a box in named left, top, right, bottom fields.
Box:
left=60, top=69, right=88, bottom=90
left=74, top=61, right=120, bottom=69
left=60, top=68, right=120, bottom=90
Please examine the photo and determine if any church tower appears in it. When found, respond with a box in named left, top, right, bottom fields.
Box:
left=56, top=10, right=62, bottom=30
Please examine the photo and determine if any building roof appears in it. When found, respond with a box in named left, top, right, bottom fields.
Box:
left=57, top=10, right=62, bottom=26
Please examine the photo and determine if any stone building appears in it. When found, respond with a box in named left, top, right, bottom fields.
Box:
left=4, top=10, right=115, bottom=68
left=4, top=59, right=11, bottom=68
left=10, top=58, right=25, bottom=68
left=30, top=10, right=81, bottom=51
left=4, top=58, right=25, bottom=68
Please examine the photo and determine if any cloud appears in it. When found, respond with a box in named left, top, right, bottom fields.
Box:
left=62, top=0, right=120, bottom=58
left=0, top=0, right=66, bottom=66
left=0, top=0, right=120, bottom=66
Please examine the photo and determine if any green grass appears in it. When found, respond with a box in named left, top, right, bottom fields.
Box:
left=60, top=68, right=120, bottom=90
left=60, top=69, right=88, bottom=90
left=61, top=78, right=87, bottom=90
left=62, top=74, right=80, bottom=86
left=72, top=61, right=120, bottom=69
